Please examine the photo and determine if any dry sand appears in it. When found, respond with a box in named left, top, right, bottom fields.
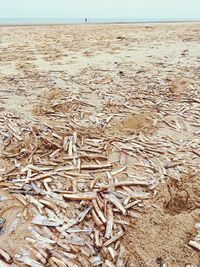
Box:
left=0, top=22, right=200, bottom=266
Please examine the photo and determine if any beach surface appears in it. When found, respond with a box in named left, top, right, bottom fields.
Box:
left=0, top=22, right=200, bottom=266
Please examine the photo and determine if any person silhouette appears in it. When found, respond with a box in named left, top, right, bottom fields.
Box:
left=85, top=18, right=88, bottom=23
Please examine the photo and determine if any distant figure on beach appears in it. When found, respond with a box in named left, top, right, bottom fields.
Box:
left=85, top=18, right=88, bottom=23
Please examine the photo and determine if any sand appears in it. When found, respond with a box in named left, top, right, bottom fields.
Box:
left=0, top=22, right=200, bottom=266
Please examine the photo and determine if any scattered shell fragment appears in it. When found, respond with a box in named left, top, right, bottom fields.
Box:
left=32, top=215, right=63, bottom=227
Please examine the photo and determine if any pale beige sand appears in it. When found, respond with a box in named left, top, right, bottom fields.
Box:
left=0, top=22, right=199, bottom=116
left=0, top=23, right=200, bottom=266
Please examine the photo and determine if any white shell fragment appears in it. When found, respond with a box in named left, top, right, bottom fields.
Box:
left=32, top=215, right=63, bottom=227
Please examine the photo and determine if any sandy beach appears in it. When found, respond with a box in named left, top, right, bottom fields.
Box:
left=0, top=22, right=200, bottom=266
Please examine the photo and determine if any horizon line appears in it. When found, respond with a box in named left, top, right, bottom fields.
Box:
left=0, top=17, right=200, bottom=20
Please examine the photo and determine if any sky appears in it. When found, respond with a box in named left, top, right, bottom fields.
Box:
left=0, top=0, right=199, bottom=20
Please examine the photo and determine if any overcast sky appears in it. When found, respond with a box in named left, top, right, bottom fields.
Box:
left=0, top=0, right=199, bottom=20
